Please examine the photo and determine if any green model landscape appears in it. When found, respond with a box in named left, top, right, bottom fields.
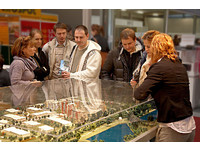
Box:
left=0, top=98, right=157, bottom=142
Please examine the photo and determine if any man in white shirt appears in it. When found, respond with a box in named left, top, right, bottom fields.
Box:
left=62, top=25, right=102, bottom=79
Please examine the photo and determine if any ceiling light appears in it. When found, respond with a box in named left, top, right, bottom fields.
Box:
left=152, top=13, right=159, bottom=16
left=136, top=11, right=144, bottom=14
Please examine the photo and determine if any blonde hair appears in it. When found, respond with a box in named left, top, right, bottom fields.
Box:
left=30, top=28, right=43, bottom=39
left=30, top=28, right=44, bottom=47
left=150, top=33, right=178, bottom=64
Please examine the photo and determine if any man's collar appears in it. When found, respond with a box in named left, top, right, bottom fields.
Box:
left=55, top=39, right=67, bottom=47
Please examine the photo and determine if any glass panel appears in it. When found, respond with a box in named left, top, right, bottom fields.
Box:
left=0, top=78, right=157, bottom=142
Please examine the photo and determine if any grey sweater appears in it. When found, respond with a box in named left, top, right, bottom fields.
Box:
left=9, top=56, right=37, bottom=85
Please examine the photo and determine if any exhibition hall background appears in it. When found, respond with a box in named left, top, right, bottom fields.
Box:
left=1, top=9, right=200, bottom=58
left=0, top=9, right=200, bottom=142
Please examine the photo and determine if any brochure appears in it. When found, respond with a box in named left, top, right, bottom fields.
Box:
left=59, top=60, right=70, bottom=74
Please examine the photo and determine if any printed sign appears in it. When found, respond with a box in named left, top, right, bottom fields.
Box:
left=21, top=20, right=40, bottom=36
left=0, top=9, right=41, bottom=19
left=41, top=22, right=56, bottom=44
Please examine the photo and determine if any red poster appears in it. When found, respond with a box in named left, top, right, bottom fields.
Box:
left=21, top=20, right=40, bottom=36
left=41, top=22, right=55, bottom=44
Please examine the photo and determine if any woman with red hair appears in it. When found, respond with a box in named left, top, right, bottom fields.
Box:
left=134, top=33, right=196, bottom=142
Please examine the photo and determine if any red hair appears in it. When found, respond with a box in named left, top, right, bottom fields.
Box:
left=150, top=33, right=178, bottom=64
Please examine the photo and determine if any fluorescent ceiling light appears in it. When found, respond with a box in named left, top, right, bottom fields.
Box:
left=152, top=13, right=159, bottom=16
left=136, top=11, right=144, bottom=14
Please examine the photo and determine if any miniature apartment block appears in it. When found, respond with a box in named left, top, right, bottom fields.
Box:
left=6, top=109, right=20, bottom=113
left=27, top=107, right=42, bottom=111
left=4, top=114, right=26, bottom=121
left=47, top=116, right=72, bottom=126
left=23, top=121, right=41, bottom=126
left=45, top=100, right=61, bottom=111
left=38, top=125, right=54, bottom=133
left=0, top=120, right=8, bottom=124
left=2, top=127, right=30, bottom=138
left=32, top=111, right=52, bottom=117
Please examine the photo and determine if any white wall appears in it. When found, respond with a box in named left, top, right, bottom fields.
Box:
left=91, top=15, right=100, bottom=25
left=144, top=17, right=164, bottom=32
left=197, top=18, right=200, bottom=34
left=144, top=17, right=198, bottom=34
left=168, top=18, right=193, bottom=33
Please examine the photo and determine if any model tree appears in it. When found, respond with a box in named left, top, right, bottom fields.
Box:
left=18, top=137, right=23, bottom=142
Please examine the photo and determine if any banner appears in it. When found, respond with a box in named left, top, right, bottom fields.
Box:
left=21, top=20, right=40, bottom=36
left=0, top=9, right=41, bottom=19
left=41, top=13, right=58, bottom=22
left=41, top=22, right=56, bottom=44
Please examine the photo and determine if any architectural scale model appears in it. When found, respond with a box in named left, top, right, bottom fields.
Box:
left=0, top=96, right=157, bottom=142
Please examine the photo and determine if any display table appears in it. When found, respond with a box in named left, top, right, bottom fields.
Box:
left=0, top=78, right=157, bottom=142
left=131, top=125, right=158, bottom=142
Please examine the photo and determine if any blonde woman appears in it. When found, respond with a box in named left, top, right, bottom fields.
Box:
left=131, top=30, right=160, bottom=88
left=134, top=33, right=196, bottom=142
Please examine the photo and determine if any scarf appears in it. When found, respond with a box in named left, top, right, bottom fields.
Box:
left=13, top=56, right=37, bottom=72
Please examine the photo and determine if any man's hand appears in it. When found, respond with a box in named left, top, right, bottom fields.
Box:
left=62, top=71, right=70, bottom=79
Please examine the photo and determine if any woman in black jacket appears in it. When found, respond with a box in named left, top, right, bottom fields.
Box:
left=134, top=33, right=196, bottom=142
left=30, top=29, right=50, bottom=81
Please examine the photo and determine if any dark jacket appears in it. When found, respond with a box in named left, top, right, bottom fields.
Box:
left=91, top=34, right=110, bottom=52
left=134, top=57, right=193, bottom=123
left=0, top=69, right=11, bottom=87
left=32, top=48, right=50, bottom=81
left=101, top=38, right=144, bottom=82
left=140, top=51, right=147, bottom=66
